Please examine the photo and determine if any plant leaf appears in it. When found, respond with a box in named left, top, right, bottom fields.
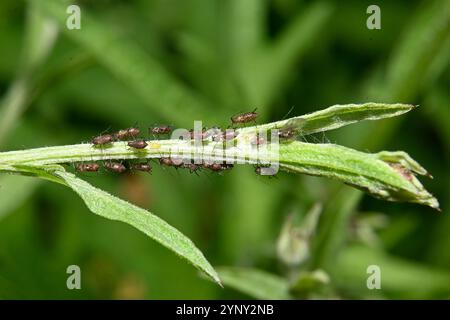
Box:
left=239, top=103, right=415, bottom=136
left=2, top=164, right=221, bottom=285
left=216, top=267, right=290, bottom=299
left=279, top=141, right=439, bottom=209
left=53, top=170, right=221, bottom=285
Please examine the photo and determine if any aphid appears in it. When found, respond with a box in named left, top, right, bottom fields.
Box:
left=231, top=109, right=258, bottom=124
left=104, top=162, right=127, bottom=173
left=212, top=132, right=223, bottom=142
left=127, top=127, right=140, bottom=138
left=189, top=127, right=214, bottom=140
left=131, top=163, right=152, bottom=173
left=159, top=157, right=184, bottom=169
left=92, top=134, right=114, bottom=145
left=114, top=127, right=140, bottom=141
left=250, top=135, right=265, bottom=146
left=212, top=129, right=238, bottom=142
left=189, top=129, right=204, bottom=140
left=275, top=118, right=304, bottom=140
left=204, top=162, right=234, bottom=172
left=150, top=125, right=172, bottom=135
left=159, top=157, right=174, bottom=167
left=127, top=139, right=148, bottom=149
left=201, top=127, right=216, bottom=139
left=223, top=130, right=238, bottom=141
left=76, top=163, right=100, bottom=172
left=278, top=127, right=298, bottom=139
left=255, top=166, right=278, bottom=176
left=114, top=129, right=129, bottom=140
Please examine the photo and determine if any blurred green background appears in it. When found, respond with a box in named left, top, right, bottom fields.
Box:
left=0, top=0, right=449, bottom=299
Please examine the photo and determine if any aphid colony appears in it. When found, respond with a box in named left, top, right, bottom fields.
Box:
left=76, top=161, right=152, bottom=174
left=76, top=110, right=295, bottom=176
left=75, top=157, right=233, bottom=175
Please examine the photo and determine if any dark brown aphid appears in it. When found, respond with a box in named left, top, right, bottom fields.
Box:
left=115, top=127, right=141, bottom=141
left=131, top=163, right=152, bottom=173
left=204, top=162, right=234, bottom=172
left=255, top=166, right=278, bottom=176
left=231, top=109, right=258, bottom=124
left=92, top=134, right=114, bottom=145
left=76, top=163, right=100, bottom=172
left=104, top=162, right=127, bottom=173
left=127, top=139, right=148, bottom=149
left=150, top=125, right=172, bottom=135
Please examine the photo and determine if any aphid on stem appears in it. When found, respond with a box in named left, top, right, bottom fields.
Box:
left=250, top=134, right=266, bottom=146
left=131, top=162, right=152, bottom=173
left=203, top=162, right=234, bottom=172
left=76, top=163, right=100, bottom=172
left=255, top=166, right=278, bottom=176
left=277, top=127, right=298, bottom=140
left=212, top=129, right=238, bottom=142
left=127, top=139, right=148, bottom=149
left=115, top=127, right=141, bottom=141
left=159, top=157, right=175, bottom=167
left=92, top=134, right=114, bottom=146
left=104, top=161, right=127, bottom=174
left=230, top=108, right=258, bottom=125
left=150, top=125, right=172, bottom=136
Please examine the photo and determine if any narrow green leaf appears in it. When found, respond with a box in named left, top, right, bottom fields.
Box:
left=280, top=142, right=438, bottom=209
left=216, top=267, right=290, bottom=300
left=1, top=164, right=221, bottom=285
left=238, top=103, right=415, bottom=136
left=53, top=170, right=221, bottom=285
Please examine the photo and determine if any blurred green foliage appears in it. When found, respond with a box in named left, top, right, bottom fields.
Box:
left=0, top=0, right=449, bottom=299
